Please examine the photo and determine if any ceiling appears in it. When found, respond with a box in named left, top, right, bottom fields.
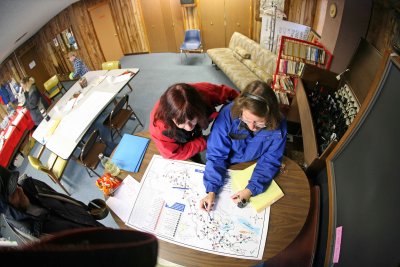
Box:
left=0, top=0, right=79, bottom=64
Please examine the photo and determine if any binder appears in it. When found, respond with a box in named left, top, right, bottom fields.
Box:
left=231, top=163, right=284, bottom=213
left=111, top=134, right=150, bottom=172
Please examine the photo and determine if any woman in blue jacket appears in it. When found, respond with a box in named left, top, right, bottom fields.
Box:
left=201, top=80, right=287, bottom=211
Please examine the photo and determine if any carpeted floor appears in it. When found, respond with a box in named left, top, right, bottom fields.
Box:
left=15, top=52, right=239, bottom=229
left=15, top=52, right=305, bottom=232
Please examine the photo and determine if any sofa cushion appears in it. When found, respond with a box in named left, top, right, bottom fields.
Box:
left=234, top=46, right=251, bottom=59
left=208, top=32, right=278, bottom=91
left=242, top=59, right=258, bottom=72
left=233, top=51, right=244, bottom=62
left=253, top=67, right=271, bottom=83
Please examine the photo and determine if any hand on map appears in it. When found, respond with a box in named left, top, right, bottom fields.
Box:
left=200, top=192, right=215, bottom=212
left=231, top=188, right=252, bottom=206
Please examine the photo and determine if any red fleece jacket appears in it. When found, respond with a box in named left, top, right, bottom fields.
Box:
left=149, top=82, right=239, bottom=160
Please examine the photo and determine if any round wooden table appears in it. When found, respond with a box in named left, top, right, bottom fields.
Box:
left=112, top=131, right=310, bottom=266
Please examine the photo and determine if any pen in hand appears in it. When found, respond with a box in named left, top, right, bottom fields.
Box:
left=203, top=202, right=213, bottom=221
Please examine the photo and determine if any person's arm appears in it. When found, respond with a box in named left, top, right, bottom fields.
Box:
left=203, top=104, right=233, bottom=194
left=246, top=120, right=287, bottom=196
left=191, top=82, right=240, bottom=106
left=26, top=88, right=40, bottom=110
left=72, top=59, right=82, bottom=79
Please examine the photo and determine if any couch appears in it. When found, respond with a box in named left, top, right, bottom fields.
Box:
left=207, top=32, right=277, bottom=91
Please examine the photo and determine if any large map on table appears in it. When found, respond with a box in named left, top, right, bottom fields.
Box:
left=126, top=155, right=270, bottom=260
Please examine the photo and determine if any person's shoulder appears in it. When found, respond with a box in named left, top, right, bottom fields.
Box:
left=220, top=101, right=234, bottom=114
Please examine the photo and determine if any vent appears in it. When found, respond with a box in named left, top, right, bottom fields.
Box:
left=14, top=32, right=28, bottom=44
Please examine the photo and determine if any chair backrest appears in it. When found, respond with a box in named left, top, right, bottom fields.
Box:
left=28, top=155, right=48, bottom=171
left=43, top=75, right=60, bottom=92
left=184, top=29, right=201, bottom=43
left=0, top=228, right=158, bottom=266
left=110, top=94, right=129, bottom=121
left=80, top=129, right=100, bottom=161
left=102, top=61, right=121, bottom=70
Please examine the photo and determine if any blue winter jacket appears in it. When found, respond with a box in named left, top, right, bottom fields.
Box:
left=204, top=102, right=287, bottom=196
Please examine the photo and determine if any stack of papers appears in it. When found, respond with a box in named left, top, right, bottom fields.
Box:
left=105, top=175, right=140, bottom=222
left=112, top=134, right=150, bottom=172
left=230, top=163, right=284, bottom=213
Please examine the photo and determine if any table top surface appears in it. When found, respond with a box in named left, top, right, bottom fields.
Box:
left=112, top=131, right=310, bottom=267
left=32, top=68, right=139, bottom=159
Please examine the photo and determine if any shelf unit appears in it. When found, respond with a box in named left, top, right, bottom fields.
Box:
left=272, top=36, right=333, bottom=104
left=292, top=38, right=382, bottom=177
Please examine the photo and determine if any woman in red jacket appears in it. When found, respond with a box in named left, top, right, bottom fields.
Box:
left=150, top=82, right=239, bottom=161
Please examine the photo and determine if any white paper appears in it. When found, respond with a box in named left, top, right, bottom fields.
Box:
left=106, top=175, right=140, bottom=222
left=126, top=155, right=270, bottom=260
left=106, top=73, right=132, bottom=84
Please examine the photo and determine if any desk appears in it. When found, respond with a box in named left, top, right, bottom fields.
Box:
left=0, top=108, right=34, bottom=167
left=112, top=131, right=310, bottom=266
left=32, top=68, right=139, bottom=159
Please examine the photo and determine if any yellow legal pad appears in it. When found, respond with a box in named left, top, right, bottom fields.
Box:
left=230, top=163, right=284, bottom=213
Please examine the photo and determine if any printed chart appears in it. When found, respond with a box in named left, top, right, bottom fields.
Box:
left=126, top=155, right=270, bottom=260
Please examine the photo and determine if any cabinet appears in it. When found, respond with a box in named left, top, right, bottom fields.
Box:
left=140, top=0, right=184, bottom=52
left=199, top=0, right=251, bottom=50
left=293, top=38, right=381, bottom=175
left=273, top=36, right=333, bottom=106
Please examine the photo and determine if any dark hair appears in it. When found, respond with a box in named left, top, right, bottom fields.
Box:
left=21, top=77, right=31, bottom=85
left=231, top=80, right=281, bottom=130
left=153, top=83, right=209, bottom=132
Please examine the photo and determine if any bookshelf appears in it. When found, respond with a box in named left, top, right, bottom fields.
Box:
left=273, top=36, right=333, bottom=105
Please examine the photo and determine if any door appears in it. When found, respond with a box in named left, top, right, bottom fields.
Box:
left=199, top=0, right=225, bottom=49
left=225, top=0, right=251, bottom=45
left=140, top=0, right=169, bottom=52
left=169, top=0, right=185, bottom=52
left=88, top=2, right=124, bottom=61
left=19, top=45, right=49, bottom=92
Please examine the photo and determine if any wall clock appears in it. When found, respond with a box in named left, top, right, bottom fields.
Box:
left=330, top=3, right=337, bottom=18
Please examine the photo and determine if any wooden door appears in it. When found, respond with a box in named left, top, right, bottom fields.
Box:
left=159, top=0, right=177, bottom=52
left=224, top=0, right=251, bottom=45
left=199, top=0, right=225, bottom=49
left=169, top=0, right=185, bottom=52
left=19, top=45, right=49, bottom=92
left=88, top=2, right=124, bottom=61
left=140, top=0, right=169, bottom=52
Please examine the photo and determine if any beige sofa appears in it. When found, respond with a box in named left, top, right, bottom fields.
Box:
left=207, top=32, right=277, bottom=91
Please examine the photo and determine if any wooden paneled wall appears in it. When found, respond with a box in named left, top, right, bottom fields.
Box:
left=285, top=0, right=317, bottom=27
left=366, top=2, right=399, bottom=53
left=0, top=0, right=148, bottom=84
left=0, top=0, right=398, bottom=85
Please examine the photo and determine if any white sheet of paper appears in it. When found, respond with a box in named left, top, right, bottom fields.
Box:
left=106, top=175, right=140, bottom=222
left=126, top=155, right=270, bottom=260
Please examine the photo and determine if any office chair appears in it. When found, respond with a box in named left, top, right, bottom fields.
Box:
left=102, top=60, right=133, bottom=92
left=103, top=94, right=143, bottom=142
left=180, top=29, right=204, bottom=63
left=43, top=75, right=66, bottom=100
left=75, top=129, right=107, bottom=177
left=27, top=146, right=70, bottom=195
